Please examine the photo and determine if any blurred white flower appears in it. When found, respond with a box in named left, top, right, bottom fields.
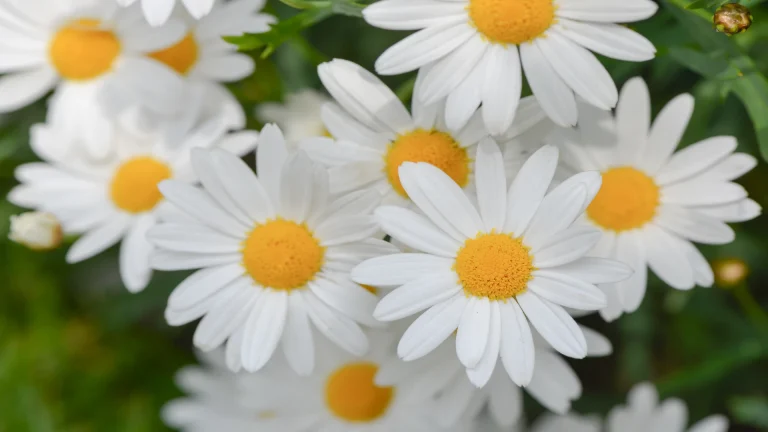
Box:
left=8, top=211, right=63, bottom=251
left=117, top=0, right=215, bottom=26
left=257, top=89, right=331, bottom=149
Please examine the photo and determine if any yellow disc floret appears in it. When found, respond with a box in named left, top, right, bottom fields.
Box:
left=49, top=19, right=121, bottom=81
left=148, top=33, right=199, bottom=75
left=110, top=157, right=172, bottom=213
left=325, top=362, right=394, bottom=422
left=468, top=0, right=556, bottom=45
left=242, top=219, right=325, bottom=290
left=454, top=232, right=534, bottom=300
left=587, top=166, right=660, bottom=232
left=384, top=129, right=469, bottom=197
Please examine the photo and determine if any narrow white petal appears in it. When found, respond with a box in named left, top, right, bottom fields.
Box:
left=352, top=253, right=453, bottom=286
left=499, top=300, right=534, bottom=386
left=516, top=292, right=587, bottom=358
left=529, top=271, right=607, bottom=310
left=375, top=206, right=462, bottom=257
left=643, top=225, right=695, bottom=290
left=242, top=290, right=288, bottom=372
left=281, top=293, right=315, bottom=376
left=398, top=295, right=467, bottom=361
left=504, top=145, right=559, bottom=235
left=466, top=302, right=501, bottom=388
left=374, top=273, right=462, bottom=321
left=474, top=138, right=507, bottom=232
left=640, top=94, right=695, bottom=174
left=456, top=296, right=491, bottom=369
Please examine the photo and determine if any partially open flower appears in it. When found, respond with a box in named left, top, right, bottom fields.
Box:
left=714, top=3, right=753, bottom=36
left=713, top=258, right=749, bottom=288
left=9, top=212, right=63, bottom=251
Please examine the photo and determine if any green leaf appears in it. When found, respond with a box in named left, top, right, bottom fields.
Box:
left=665, top=0, right=768, bottom=161
left=686, top=0, right=722, bottom=9
left=224, top=7, right=332, bottom=58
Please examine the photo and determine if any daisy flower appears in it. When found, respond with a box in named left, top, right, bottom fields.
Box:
left=7, top=113, right=257, bottom=293
left=162, top=349, right=282, bottom=431
left=376, top=325, right=612, bottom=428
left=117, top=0, right=215, bottom=26
left=351, top=138, right=632, bottom=386
left=363, top=0, right=658, bottom=132
left=0, top=0, right=186, bottom=157
left=302, top=59, right=547, bottom=206
left=557, top=77, right=761, bottom=321
left=257, top=89, right=332, bottom=149
left=233, top=331, right=465, bottom=431
left=127, top=0, right=275, bottom=128
left=604, top=383, right=729, bottom=432
left=149, top=125, right=396, bottom=376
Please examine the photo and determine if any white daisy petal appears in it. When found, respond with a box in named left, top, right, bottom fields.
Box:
left=546, top=257, right=633, bottom=284
left=308, top=275, right=379, bottom=327
left=352, top=253, right=454, bottom=287
left=419, top=34, right=488, bottom=104
left=147, top=223, right=241, bottom=254
left=456, top=296, right=491, bottom=369
left=557, top=0, right=659, bottom=23
left=167, top=264, right=244, bottom=311
left=655, top=136, right=738, bottom=186
left=614, top=231, right=648, bottom=313
left=119, top=214, right=156, bottom=293
left=304, top=290, right=369, bottom=356
left=398, top=295, right=467, bottom=361
left=281, top=293, right=315, bottom=376
left=640, top=93, right=695, bottom=173
left=499, top=300, right=534, bottom=386
left=656, top=205, right=735, bottom=245
left=615, top=77, right=651, bottom=165
left=403, top=162, right=484, bottom=238
left=193, top=279, right=258, bottom=352
left=533, top=226, right=602, bottom=268
left=581, top=325, right=613, bottom=356
left=482, top=44, right=522, bottom=134
left=529, top=271, right=607, bottom=310
left=661, top=180, right=747, bottom=207
left=557, top=19, right=655, bottom=61
left=151, top=250, right=241, bottom=271
left=504, top=145, right=560, bottom=235
left=397, top=163, right=466, bottom=241
left=694, top=199, right=761, bottom=223
left=210, top=149, right=275, bottom=224
left=362, top=0, right=467, bottom=30
left=516, top=292, right=587, bottom=359
left=279, top=152, right=315, bottom=222
left=374, top=272, right=462, bottom=321
left=695, top=153, right=757, bottom=182
left=375, top=21, right=475, bottom=76
left=256, top=124, right=288, bottom=205
left=687, top=415, right=729, bottom=432
left=489, top=370, right=524, bottom=426
left=520, top=42, right=577, bottom=127
left=642, top=225, right=695, bottom=290
left=375, top=206, right=462, bottom=257
left=524, top=184, right=589, bottom=250
left=242, top=289, right=288, bottom=372
left=536, top=31, right=618, bottom=110
left=475, top=138, right=507, bottom=231
left=466, top=301, right=501, bottom=387
left=159, top=180, right=249, bottom=238
left=66, top=215, right=131, bottom=264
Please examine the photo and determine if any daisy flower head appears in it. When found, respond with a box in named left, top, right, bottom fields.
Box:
left=558, top=77, right=761, bottom=321
left=376, top=324, right=612, bottom=428
left=235, top=331, right=463, bottom=432
left=364, top=0, right=658, bottom=133
left=7, top=113, right=257, bottom=293
left=117, top=0, right=215, bottom=26
left=108, top=0, right=275, bottom=136
left=162, top=349, right=280, bottom=431
left=303, top=59, right=547, bottom=206
left=149, top=124, right=397, bottom=376
left=257, top=89, right=332, bottom=149
left=605, top=382, right=729, bottom=432
left=351, top=137, right=633, bottom=386
left=0, top=0, right=187, bottom=157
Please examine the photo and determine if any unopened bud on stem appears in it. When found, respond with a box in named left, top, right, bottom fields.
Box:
left=9, top=211, right=63, bottom=251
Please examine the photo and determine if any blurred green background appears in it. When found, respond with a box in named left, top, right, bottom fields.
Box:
left=2, top=0, right=768, bottom=430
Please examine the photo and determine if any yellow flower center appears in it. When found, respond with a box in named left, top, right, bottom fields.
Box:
left=384, top=129, right=469, bottom=197
left=468, top=0, right=556, bottom=45
left=325, top=362, right=394, bottom=423
left=454, top=232, right=534, bottom=300
left=587, top=166, right=660, bottom=232
left=49, top=19, right=121, bottom=81
left=148, top=33, right=199, bottom=75
left=110, top=157, right=172, bottom=213
left=242, top=219, right=325, bottom=290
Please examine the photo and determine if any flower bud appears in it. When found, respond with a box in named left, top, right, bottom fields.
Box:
left=8, top=211, right=63, bottom=251
left=713, top=258, right=749, bottom=288
left=714, top=3, right=752, bottom=36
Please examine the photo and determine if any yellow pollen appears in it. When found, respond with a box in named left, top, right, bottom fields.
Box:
left=257, top=411, right=276, bottom=419
left=384, top=129, right=469, bottom=197
left=360, top=284, right=378, bottom=295
left=325, top=362, right=394, bottom=423
left=148, top=32, right=199, bottom=75
left=242, top=219, right=325, bottom=290
left=321, top=127, right=333, bottom=138
left=110, top=157, right=172, bottom=213
left=587, top=166, right=660, bottom=232
left=49, top=19, right=121, bottom=81
left=454, top=232, right=534, bottom=300
left=468, top=0, right=556, bottom=45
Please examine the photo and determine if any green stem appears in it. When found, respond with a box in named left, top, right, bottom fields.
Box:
left=395, top=77, right=416, bottom=104
left=732, top=283, right=768, bottom=332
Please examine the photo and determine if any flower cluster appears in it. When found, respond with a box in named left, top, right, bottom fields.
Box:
left=5, top=0, right=758, bottom=431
